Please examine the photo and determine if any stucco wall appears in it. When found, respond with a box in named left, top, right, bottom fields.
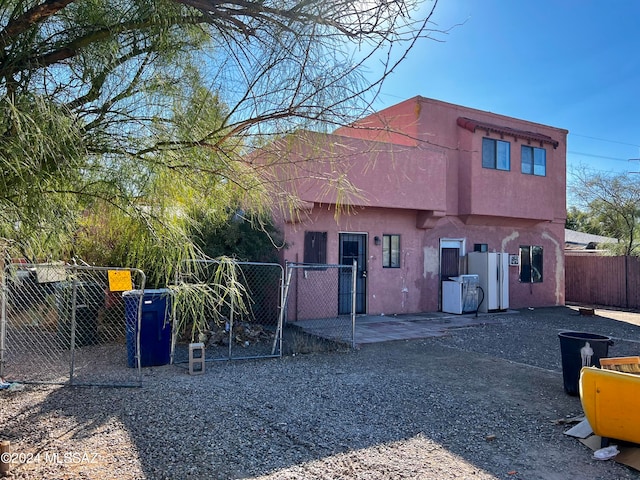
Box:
left=281, top=206, right=565, bottom=315
left=283, top=206, right=426, bottom=315
left=336, top=97, right=567, bottom=225
left=266, top=131, right=448, bottom=212
left=273, top=97, right=567, bottom=316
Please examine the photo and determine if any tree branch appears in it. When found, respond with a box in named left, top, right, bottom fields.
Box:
left=0, top=0, right=76, bottom=48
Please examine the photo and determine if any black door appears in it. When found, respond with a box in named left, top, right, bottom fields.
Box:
left=339, top=233, right=367, bottom=315
left=440, top=247, right=460, bottom=281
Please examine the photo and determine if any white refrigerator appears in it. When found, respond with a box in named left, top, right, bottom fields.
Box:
left=467, top=252, right=509, bottom=313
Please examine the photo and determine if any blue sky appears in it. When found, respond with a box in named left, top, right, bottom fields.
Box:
left=374, top=0, right=640, bottom=178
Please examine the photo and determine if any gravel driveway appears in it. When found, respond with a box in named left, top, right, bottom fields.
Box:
left=2, top=305, right=640, bottom=479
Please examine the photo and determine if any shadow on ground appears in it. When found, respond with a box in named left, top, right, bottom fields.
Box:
left=2, top=306, right=639, bottom=479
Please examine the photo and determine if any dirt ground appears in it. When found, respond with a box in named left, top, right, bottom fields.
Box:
left=1, top=305, right=640, bottom=479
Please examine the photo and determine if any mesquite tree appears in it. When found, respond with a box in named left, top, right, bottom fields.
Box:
left=570, top=168, right=640, bottom=255
left=0, top=0, right=439, bottom=278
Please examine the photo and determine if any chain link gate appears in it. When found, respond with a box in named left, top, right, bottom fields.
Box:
left=172, top=260, right=285, bottom=363
left=284, top=262, right=357, bottom=349
left=1, top=263, right=145, bottom=387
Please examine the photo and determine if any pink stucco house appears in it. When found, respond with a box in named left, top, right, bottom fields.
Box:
left=264, top=96, right=568, bottom=316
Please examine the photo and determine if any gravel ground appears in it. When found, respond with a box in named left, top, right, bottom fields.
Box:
left=2, top=305, right=640, bottom=479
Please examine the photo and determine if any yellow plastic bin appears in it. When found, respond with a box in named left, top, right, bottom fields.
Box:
left=580, top=366, right=640, bottom=444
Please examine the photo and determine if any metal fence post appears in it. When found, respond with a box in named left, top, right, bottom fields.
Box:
left=0, top=264, right=7, bottom=378
left=68, top=264, right=79, bottom=385
left=135, top=287, right=143, bottom=374
left=351, top=260, right=357, bottom=349
left=228, top=290, right=234, bottom=360
left=272, top=266, right=291, bottom=356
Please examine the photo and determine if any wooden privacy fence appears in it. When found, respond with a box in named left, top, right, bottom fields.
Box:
left=565, top=254, right=640, bottom=309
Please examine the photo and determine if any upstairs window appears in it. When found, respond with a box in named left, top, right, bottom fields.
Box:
left=521, top=145, right=546, bottom=176
left=482, top=138, right=510, bottom=171
left=519, top=245, right=543, bottom=283
left=382, top=234, right=401, bottom=268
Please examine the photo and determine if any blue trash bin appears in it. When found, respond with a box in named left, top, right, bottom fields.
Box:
left=123, top=289, right=172, bottom=368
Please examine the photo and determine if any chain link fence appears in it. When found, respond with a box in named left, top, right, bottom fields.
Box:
left=0, top=258, right=356, bottom=384
left=1, top=263, right=145, bottom=387
left=172, top=260, right=284, bottom=363
left=283, top=262, right=356, bottom=351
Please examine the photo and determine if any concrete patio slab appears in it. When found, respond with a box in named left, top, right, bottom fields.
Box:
left=290, top=311, right=510, bottom=346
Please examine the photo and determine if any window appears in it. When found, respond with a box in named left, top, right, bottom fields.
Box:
left=521, top=145, right=546, bottom=176
left=304, top=231, right=327, bottom=264
left=482, top=137, right=510, bottom=171
left=382, top=234, right=400, bottom=268
left=519, top=245, right=543, bottom=283
left=474, top=243, right=488, bottom=252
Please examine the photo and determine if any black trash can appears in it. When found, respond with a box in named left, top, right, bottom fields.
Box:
left=558, top=331, right=613, bottom=396
left=123, top=289, right=172, bottom=368
left=55, top=281, right=104, bottom=348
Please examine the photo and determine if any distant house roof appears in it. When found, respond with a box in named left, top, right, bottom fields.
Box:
left=457, top=117, right=560, bottom=148
left=565, top=229, right=618, bottom=250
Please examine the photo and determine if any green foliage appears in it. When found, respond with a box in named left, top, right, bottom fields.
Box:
left=73, top=200, right=201, bottom=287
left=570, top=170, right=640, bottom=256
left=0, top=0, right=216, bottom=258
left=192, top=210, right=283, bottom=263
left=171, top=256, right=250, bottom=342
left=0, top=0, right=435, bottom=297
left=0, top=0, right=435, bottom=339
left=565, top=206, right=605, bottom=236
left=0, top=95, right=85, bottom=259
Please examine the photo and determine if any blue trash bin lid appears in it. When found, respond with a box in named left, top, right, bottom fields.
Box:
left=122, top=288, right=172, bottom=297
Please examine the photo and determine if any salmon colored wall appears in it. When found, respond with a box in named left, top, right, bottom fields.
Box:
left=265, top=131, right=448, bottom=212
left=282, top=206, right=428, bottom=315
left=281, top=206, right=565, bottom=315
left=273, top=97, right=568, bottom=315
left=337, top=97, right=566, bottom=225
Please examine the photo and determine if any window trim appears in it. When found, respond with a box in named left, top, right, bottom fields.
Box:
left=382, top=234, right=401, bottom=268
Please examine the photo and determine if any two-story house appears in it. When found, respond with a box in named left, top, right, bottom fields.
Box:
left=264, top=96, right=568, bottom=317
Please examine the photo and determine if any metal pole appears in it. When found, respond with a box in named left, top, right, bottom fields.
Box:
left=135, top=271, right=145, bottom=386
left=272, top=266, right=292, bottom=356
left=170, top=266, right=180, bottom=366
left=351, top=260, right=357, bottom=349
left=68, top=263, right=78, bottom=385
left=228, top=292, right=234, bottom=360
left=0, top=262, right=7, bottom=378
left=277, top=265, right=285, bottom=356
